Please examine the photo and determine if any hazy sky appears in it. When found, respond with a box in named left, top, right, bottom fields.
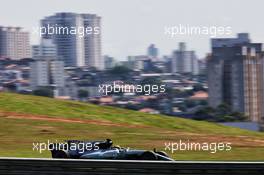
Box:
left=0, top=0, right=263, bottom=60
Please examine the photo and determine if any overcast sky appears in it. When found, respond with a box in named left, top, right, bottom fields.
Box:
left=0, top=0, right=263, bottom=60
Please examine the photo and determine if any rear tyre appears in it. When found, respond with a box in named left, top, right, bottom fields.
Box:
left=52, top=150, right=69, bottom=158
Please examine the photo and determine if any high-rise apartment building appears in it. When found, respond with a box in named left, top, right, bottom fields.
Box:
left=32, top=39, right=57, bottom=58
left=30, top=58, right=65, bottom=90
left=41, top=13, right=103, bottom=69
left=30, top=39, right=65, bottom=95
left=147, top=44, right=158, bottom=57
left=0, top=26, right=31, bottom=60
left=171, top=42, right=199, bottom=75
left=208, top=33, right=264, bottom=123
left=104, top=55, right=116, bottom=69
left=198, top=58, right=207, bottom=75
left=82, top=14, right=103, bottom=70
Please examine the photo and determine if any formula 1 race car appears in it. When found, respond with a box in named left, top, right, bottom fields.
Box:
left=49, top=139, right=173, bottom=161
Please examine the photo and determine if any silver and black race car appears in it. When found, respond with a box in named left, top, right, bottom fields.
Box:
left=49, top=139, right=173, bottom=161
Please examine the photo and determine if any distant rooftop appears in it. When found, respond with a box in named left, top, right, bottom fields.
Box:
left=211, top=33, right=250, bottom=48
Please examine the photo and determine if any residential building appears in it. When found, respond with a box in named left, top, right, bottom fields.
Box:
left=82, top=14, right=103, bottom=70
left=32, top=39, right=57, bottom=58
left=124, top=56, right=146, bottom=70
left=198, top=58, right=207, bottom=75
left=171, top=42, right=199, bottom=75
left=208, top=33, right=264, bottom=123
left=41, top=13, right=103, bottom=69
left=147, top=44, right=158, bottom=57
left=0, top=26, right=31, bottom=60
left=30, top=58, right=65, bottom=90
left=104, top=55, right=116, bottom=69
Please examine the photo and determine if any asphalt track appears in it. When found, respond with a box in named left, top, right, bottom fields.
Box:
left=0, top=157, right=263, bottom=175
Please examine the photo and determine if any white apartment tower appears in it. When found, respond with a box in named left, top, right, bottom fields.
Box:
left=41, top=13, right=103, bottom=69
left=171, top=42, right=199, bottom=75
left=30, top=39, right=65, bottom=93
left=0, top=26, right=31, bottom=60
left=30, top=59, right=65, bottom=89
left=82, top=14, right=103, bottom=70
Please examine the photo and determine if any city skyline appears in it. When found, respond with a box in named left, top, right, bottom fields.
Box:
left=1, top=0, right=264, bottom=60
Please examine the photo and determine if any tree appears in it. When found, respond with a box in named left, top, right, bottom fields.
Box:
left=193, top=84, right=206, bottom=92
left=194, top=104, right=248, bottom=122
left=140, top=77, right=162, bottom=86
left=109, top=66, right=132, bottom=75
left=108, top=65, right=132, bottom=81
left=78, top=89, right=89, bottom=99
left=216, top=103, right=231, bottom=116
left=33, top=87, right=53, bottom=98
left=185, top=100, right=196, bottom=108
left=4, top=83, right=17, bottom=92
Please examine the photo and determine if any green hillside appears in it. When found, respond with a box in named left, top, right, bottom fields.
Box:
left=0, top=92, right=263, bottom=160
